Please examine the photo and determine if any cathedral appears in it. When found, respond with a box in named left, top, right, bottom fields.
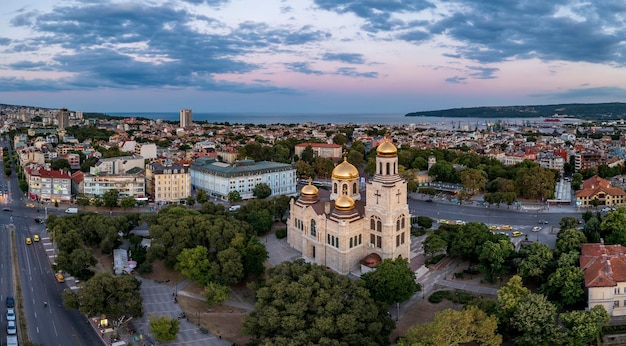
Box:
left=287, top=135, right=411, bottom=275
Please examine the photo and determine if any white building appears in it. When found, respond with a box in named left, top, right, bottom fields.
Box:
left=581, top=243, right=626, bottom=317
left=90, top=156, right=144, bottom=175
left=24, top=164, right=72, bottom=202
left=134, top=143, right=157, bottom=159
left=82, top=170, right=146, bottom=199
left=190, top=158, right=296, bottom=200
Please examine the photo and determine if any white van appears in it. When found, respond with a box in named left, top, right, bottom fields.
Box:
left=228, top=205, right=241, bottom=212
left=65, top=207, right=78, bottom=214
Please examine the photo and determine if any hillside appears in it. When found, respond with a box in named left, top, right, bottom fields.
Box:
left=405, top=102, right=626, bottom=119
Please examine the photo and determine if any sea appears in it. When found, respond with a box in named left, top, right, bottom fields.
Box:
left=107, top=112, right=582, bottom=129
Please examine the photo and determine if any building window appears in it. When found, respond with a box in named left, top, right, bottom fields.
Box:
left=311, top=220, right=316, bottom=237
left=327, top=234, right=331, bottom=244
left=333, top=183, right=337, bottom=193
left=371, top=219, right=376, bottom=230
left=377, top=236, right=382, bottom=248
left=377, top=220, right=382, bottom=232
left=617, top=287, right=621, bottom=295
left=359, top=234, right=362, bottom=244
left=401, top=232, right=405, bottom=244
left=401, top=216, right=405, bottom=229
left=396, top=235, right=400, bottom=247
left=353, top=182, right=357, bottom=193
left=615, top=301, right=620, bottom=308
left=396, top=219, right=400, bottom=232
left=350, top=238, right=353, bottom=248
left=370, top=234, right=375, bottom=246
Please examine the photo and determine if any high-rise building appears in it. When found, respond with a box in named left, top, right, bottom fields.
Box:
left=180, top=109, right=192, bottom=128
left=58, top=108, right=70, bottom=130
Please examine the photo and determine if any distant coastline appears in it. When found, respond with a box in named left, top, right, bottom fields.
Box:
left=404, top=102, right=626, bottom=119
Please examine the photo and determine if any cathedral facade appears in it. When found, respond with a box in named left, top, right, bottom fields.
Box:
left=287, top=136, right=411, bottom=275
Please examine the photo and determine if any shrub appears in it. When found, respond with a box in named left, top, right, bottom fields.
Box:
left=426, top=254, right=446, bottom=265
left=137, top=262, right=153, bottom=274
left=275, top=228, right=287, bottom=239
left=429, top=290, right=451, bottom=304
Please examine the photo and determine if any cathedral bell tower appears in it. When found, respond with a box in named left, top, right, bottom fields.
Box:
left=364, top=134, right=410, bottom=261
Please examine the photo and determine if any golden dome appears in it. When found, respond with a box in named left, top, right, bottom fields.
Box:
left=376, top=137, right=397, bottom=157
left=332, top=157, right=359, bottom=179
left=335, top=194, right=355, bottom=211
left=301, top=181, right=319, bottom=197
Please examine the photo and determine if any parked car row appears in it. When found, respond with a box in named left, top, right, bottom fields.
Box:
left=6, top=296, right=16, bottom=335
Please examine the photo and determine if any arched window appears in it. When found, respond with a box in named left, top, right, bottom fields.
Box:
left=396, top=219, right=400, bottom=232
left=377, top=220, right=382, bottom=232
left=310, top=220, right=316, bottom=237
left=401, top=216, right=405, bottom=229
left=394, top=163, right=397, bottom=174
left=350, top=238, right=353, bottom=248
left=370, top=219, right=376, bottom=230
left=386, top=162, right=390, bottom=175
left=342, top=183, right=348, bottom=194
left=353, top=182, right=357, bottom=193
left=379, top=162, right=382, bottom=174
left=333, top=183, right=337, bottom=193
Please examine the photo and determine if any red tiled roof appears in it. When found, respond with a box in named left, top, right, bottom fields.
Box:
left=580, top=243, right=626, bottom=287
left=25, top=165, right=71, bottom=179
left=576, top=175, right=626, bottom=198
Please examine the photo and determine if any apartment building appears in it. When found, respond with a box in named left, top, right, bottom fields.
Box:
left=24, top=164, right=72, bottom=202
left=145, top=162, right=191, bottom=203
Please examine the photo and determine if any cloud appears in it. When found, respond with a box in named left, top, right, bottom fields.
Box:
left=467, top=66, right=499, bottom=79
left=179, top=0, right=230, bottom=5
left=322, top=53, right=365, bottom=64
left=285, top=62, right=325, bottom=76
left=313, top=0, right=435, bottom=33
left=0, top=37, right=11, bottom=46
left=3, top=2, right=330, bottom=94
left=335, top=67, right=378, bottom=78
left=445, top=76, right=467, bottom=84
left=530, top=86, right=626, bottom=99
left=286, top=62, right=378, bottom=78
left=6, top=61, right=52, bottom=71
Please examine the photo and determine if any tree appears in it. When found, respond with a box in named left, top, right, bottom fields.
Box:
left=571, top=172, right=583, bottom=190
left=252, top=183, right=272, bottom=199
left=55, top=248, right=97, bottom=279
left=496, top=275, right=529, bottom=328
left=600, top=210, right=626, bottom=245
left=478, top=239, right=514, bottom=282
left=429, top=161, right=458, bottom=183
left=362, top=258, right=419, bottom=305
left=120, top=196, right=136, bottom=210
left=204, top=281, right=230, bottom=305
left=448, top=222, right=494, bottom=262
left=51, top=158, right=71, bottom=171
left=63, top=273, right=143, bottom=328
left=185, top=195, right=195, bottom=206
left=228, top=190, right=242, bottom=203
left=515, top=165, right=556, bottom=200
left=398, top=306, right=502, bottom=346
left=518, top=242, right=553, bottom=281
left=560, top=305, right=609, bottom=346
left=460, top=168, right=487, bottom=194
left=541, top=265, right=585, bottom=308
left=242, top=260, right=394, bottom=345
left=149, top=315, right=180, bottom=342
left=422, top=232, right=447, bottom=258
left=102, top=189, right=120, bottom=208
left=175, top=246, right=213, bottom=286
left=417, top=216, right=433, bottom=229
left=555, top=228, right=586, bottom=255
left=511, top=293, right=563, bottom=346
left=246, top=208, right=273, bottom=235
left=76, top=194, right=90, bottom=206
left=332, top=133, right=348, bottom=145
left=559, top=216, right=579, bottom=230
left=196, top=189, right=209, bottom=204
left=19, top=179, right=29, bottom=193
left=300, top=145, right=315, bottom=164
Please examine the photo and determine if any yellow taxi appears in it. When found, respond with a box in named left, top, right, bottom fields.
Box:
left=55, top=273, right=65, bottom=283
left=489, top=225, right=500, bottom=231
left=512, top=231, right=524, bottom=237
left=26, top=203, right=35, bottom=208
left=501, top=225, right=513, bottom=231
left=33, top=235, right=40, bottom=242
left=25, top=237, right=32, bottom=245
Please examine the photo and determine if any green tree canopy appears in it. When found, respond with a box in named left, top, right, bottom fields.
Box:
left=196, top=189, right=209, bottom=204
left=149, top=315, right=180, bottom=342
left=102, top=189, right=120, bottom=208
left=518, top=242, right=553, bottom=281
left=63, top=273, right=143, bottom=328
left=460, top=168, right=487, bottom=194
left=422, top=232, right=447, bottom=258
left=362, top=258, right=419, bottom=305
left=555, top=228, right=587, bottom=255
left=511, top=293, right=563, bottom=346
left=560, top=305, right=609, bottom=346
left=228, top=190, right=242, bottom=203
left=398, top=306, right=502, bottom=346
left=242, top=259, right=394, bottom=345
left=252, top=183, right=272, bottom=199
left=175, top=245, right=214, bottom=286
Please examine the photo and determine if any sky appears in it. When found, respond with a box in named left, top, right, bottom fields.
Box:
left=0, top=0, right=625, bottom=114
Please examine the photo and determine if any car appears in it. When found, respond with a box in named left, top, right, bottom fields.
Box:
left=6, top=296, right=14, bottom=308
left=6, top=308, right=15, bottom=321
left=26, top=203, right=35, bottom=208
left=512, top=231, right=524, bottom=237
left=455, top=220, right=466, bottom=225
left=439, top=219, right=449, bottom=224
left=55, top=272, right=65, bottom=283
left=34, top=217, right=45, bottom=224
left=425, top=199, right=433, bottom=203
left=501, top=225, right=513, bottom=231
left=532, top=226, right=542, bottom=232
left=33, top=234, right=40, bottom=242
left=2, top=207, right=12, bottom=212
left=489, top=225, right=500, bottom=231
left=25, top=237, right=32, bottom=245
left=7, top=320, right=16, bottom=335
left=602, top=207, right=612, bottom=212
left=538, top=220, right=549, bottom=224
